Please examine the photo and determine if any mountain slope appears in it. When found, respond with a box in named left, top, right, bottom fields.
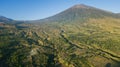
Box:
left=37, top=4, right=119, bottom=23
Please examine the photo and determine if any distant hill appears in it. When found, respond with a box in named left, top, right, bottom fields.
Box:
left=0, top=16, right=14, bottom=23
left=117, top=13, right=120, bottom=15
left=0, top=16, right=25, bottom=24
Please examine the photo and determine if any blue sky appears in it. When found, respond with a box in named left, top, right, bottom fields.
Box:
left=0, top=0, right=120, bottom=20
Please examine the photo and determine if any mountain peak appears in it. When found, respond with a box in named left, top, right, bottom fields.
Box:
left=72, top=4, right=90, bottom=9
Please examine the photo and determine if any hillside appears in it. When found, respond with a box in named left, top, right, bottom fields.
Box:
left=0, top=4, right=120, bottom=67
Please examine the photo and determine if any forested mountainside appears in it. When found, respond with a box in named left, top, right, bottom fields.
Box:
left=0, top=4, right=120, bottom=67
